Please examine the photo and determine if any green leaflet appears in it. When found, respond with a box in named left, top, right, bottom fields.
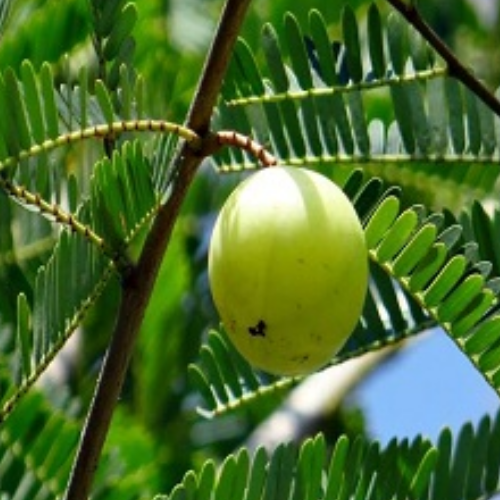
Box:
left=364, top=195, right=401, bottom=249
left=387, top=11, right=408, bottom=76
left=307, top=10, right=339, bottom=86
left=4, top=67, right=32, bottom=151
left=422, top=255, right=468, bottom=308
left=16, top=293, right=32, bottom=379
left=95, top=79, right=116, bottom=125
left=95, top=0, right=124, bottom=38
left=102, top=3, right=138, bottom=62
left=342, top=6, right=363, bottom=83
left=346, top=90, right=370, bottom=156
left=437, top=274, right=486, bottom=324
left=375, top=207, right=421, bottom=263
left=285, top=14, right=314, bottom=89
left=40, top=62, right=59, bottom=139
left=20, top=60, right=45, bottom=143
left=450, top=289, right=496, bottom=338
left=90, top=0, right=138, bottom=91
left=446, top=78, right=466, bottom=154
left=262, top=23, right=289, bottom=92
left=392, top=223, right=438, bottom=277
left=367, top=4, right=386, bottom=79
left=285, top=14, right=323, bottom=157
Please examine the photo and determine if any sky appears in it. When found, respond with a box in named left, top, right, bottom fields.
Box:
left=353, top=328, right=500, bottom=444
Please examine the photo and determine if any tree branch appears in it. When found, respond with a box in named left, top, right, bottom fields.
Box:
left=386, top=0, right=500, bottom=119
left=64, top=1, right=253, bottom=498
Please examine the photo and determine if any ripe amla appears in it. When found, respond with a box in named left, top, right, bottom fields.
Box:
left=208, top=166, right=368, bottom=376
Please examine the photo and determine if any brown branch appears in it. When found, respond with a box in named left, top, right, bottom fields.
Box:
left=386, top=0, right=500, bottom=119
left=63, top=0, right=253, bottom=499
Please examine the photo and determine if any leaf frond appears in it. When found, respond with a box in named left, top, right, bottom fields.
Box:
left=189, top=330, right=295, bottom=417
left=0, top=226, right=114, bottom=424
left=0, top=117, right=201, bottom=418
left=214, top=6, right=500, bottom=203
left=345, top=174, right=500, bottom=396
left=158, top=411, right=500, bottom=500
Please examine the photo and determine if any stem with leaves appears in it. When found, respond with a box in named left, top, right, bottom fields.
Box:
left=64, top=0, right=253, bottom=498
left=386, top=0, right=500, bottom=119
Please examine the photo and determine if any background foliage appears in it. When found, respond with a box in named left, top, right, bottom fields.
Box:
left=0, top=0, right=500, bottom=498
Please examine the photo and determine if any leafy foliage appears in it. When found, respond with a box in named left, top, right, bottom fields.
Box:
left=215, top=6, right=500, bottom=208
left=159, top=411, right=500, bottom=500
left=0, top=374, right=160, bottom=499
left=0, top=223, right=113, bottom=424
left=0, top=0, right=499, bottom=498
left=0, top=385, right=79, bottom=499
left=0, top=59, right=197, bottom=423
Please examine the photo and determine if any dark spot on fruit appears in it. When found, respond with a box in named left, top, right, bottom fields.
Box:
left=248, top=319, right=266, bottom=337
left=291, top=353, right=310, bottom=364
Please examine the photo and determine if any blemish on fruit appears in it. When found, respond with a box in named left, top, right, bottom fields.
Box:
left=248, top=319, right=266, bottom=337
left=291, top=354, right=310, bottom=364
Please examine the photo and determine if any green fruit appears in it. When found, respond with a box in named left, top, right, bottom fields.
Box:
left=208, top=166, right=368, bottom=376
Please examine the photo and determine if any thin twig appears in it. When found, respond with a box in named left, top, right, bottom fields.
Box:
left=0, top=119, right=200, bottom=176
left=63, top=1, right=253, bottom=499
left=386, top=0, right=500, bottom=119
left=0, top=177, right=131, bottom=272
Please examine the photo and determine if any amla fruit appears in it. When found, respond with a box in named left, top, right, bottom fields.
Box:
left=208, top=166, right=368, bottom=376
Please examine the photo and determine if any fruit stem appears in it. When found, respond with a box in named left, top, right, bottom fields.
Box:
left=216, top=130, right=278, bottom=166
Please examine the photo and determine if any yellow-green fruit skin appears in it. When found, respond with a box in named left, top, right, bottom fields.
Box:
left=208, top=167, right=368, bottom=376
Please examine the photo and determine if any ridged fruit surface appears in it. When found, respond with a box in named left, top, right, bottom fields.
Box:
left=208, top=166, right=368, bottom=376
